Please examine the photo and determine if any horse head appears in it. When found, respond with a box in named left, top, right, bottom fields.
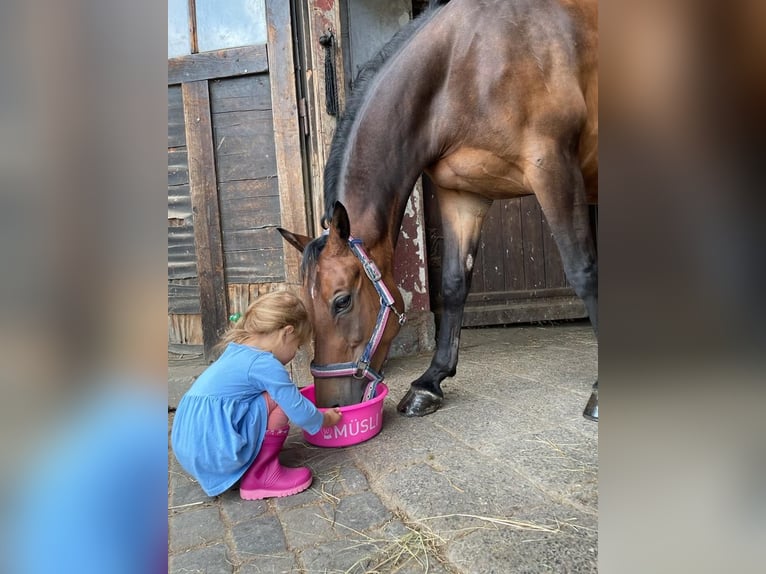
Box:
left=278, top=202, right=405, bottom=407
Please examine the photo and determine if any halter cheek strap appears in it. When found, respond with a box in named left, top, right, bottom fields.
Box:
left=310, top=234, right=406, bottom=402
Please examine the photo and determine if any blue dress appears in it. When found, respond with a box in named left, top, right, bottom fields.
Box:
left=171, top=343, right=324, bottom=496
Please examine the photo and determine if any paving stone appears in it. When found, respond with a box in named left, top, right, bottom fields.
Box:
left=332, top=491, right=392, bottom=533
left=349, top=414, right=463, bottom=477
left=236, top=554, right=300, bottom=573
left=446, top=524, right=598, bottom=574
left=169, top=543, right=233, bottom=574
left=485, top=427, right=598, bottom=512
left=271, top=482, right=326, bottom=510
left=297, top=444, right=353, bottom=475
left=168, top=455, right=195, bottom=488
left=170, top=482, right=211, bottom=508
left=390, top=560, right=453, bottom=574
left=169, top=506, right=225, bottom=553
left=336, top=466, right=370, bottom=494
left=279, top=503, right=338, bottom=547
left=219, top=489, right=268, bottom=525
left=298, top=539, right=381, bottom=574
left=359, top=521, right=449, bottom=574
left=231, top=515, right=287, bottom=561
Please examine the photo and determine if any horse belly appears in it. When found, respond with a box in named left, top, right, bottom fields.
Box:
left=427, top=149, right=531, bottom=199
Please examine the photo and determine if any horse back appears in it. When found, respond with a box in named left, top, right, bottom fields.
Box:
left=424, top=0, right=598, bottom=203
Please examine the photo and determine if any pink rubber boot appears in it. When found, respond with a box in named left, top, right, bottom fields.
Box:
left=239, top=426, right=312, bottom=500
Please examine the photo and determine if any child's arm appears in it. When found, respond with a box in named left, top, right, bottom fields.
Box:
left=322, top=407, right=342, bottom=427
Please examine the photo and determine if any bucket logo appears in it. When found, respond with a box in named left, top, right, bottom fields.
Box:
left=323, top=413, right=381, bottom=440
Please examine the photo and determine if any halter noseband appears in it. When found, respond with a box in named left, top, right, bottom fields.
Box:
left=310, top=234, right=406, bottom=402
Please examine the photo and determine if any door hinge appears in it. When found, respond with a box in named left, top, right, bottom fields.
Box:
left=298, top=97, right=309, bottom=136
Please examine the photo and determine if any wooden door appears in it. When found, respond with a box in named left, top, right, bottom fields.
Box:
left=167, top=1, right=310, bottom=367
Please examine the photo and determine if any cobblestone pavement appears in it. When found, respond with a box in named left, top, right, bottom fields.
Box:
left=168, top=322, right=598, bottom=573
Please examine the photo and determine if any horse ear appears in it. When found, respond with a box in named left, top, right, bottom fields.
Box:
left=331, top=201, right=351, bottom=241
left=277, top=228, right=311, bottom=253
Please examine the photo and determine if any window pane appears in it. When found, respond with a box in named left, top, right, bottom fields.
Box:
left=196, top=0, right=267, bottom=53
left=168, top=0, right=191, bottom=57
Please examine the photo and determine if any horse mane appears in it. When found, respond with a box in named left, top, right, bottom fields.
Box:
left=321, top=1, right=449, bottom=227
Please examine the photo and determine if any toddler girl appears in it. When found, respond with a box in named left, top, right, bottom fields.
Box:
left=171, top=291, right=342, bottom=500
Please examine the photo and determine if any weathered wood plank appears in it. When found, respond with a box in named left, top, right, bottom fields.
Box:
left=227, top=284, right=252, bottom=318
left=168, top=45, right=268, bottom=85
left=226, top=282, right=283, bottom=317
left=501, top=198, right=526, bottom=291
left=462, top=295, right=587, bottom=327
left=480, top=201, right=505, bottom=292
left=219, top=195, right=281, bottom=230
left=168, top=183, right=192, bottom=219
left=212, top=109, right=276, bottom=134
left=521, top=196, right=546, bottom=289
left=266, top=0, right=309, bottom=287
left=168, top=126, right=186, bottom=150
left=215, top=155, right=277, bottom=184
left=213, top=134, right=276, bottom=158
left=182, top=80, right=229, bottom=359
left=217, top=178, right=279, bottom=202
left=210, top=75, right=272, bottom=113
left=466, top=287, right=577, bottom=305
left=168, top=85, right=186, bottom=148
left=167, top=313, right=204, bottom=345
left=212, top=129, right=278, bottom=182
left=168, top=222, right=197, bottom=280
left=221, top=228, right=283, bottom=252
left=224, top=249, right=284, bottom=284
left=168, top=282, right=201, bottom=314
left=167, top=148, right=189, bottom=186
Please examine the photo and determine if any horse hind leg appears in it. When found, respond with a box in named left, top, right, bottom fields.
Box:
left=397, top=189, right=491, bottom=417
left=526, top=148, right=598, bottom=421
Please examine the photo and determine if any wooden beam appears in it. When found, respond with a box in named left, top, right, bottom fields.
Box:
left=187, top=0, right=198, bottom=54
left=266, top=0, right=310, bottom=286
left=182, top=80, right=228, bottom=361
left=294, top=0, right=345, bottom=233
left=169, top=45, right=268, bottom=85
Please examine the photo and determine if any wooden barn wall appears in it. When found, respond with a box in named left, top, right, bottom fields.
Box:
left=167, top=49, right=289, bottom=352
left=168, top=1, right=311, bottom=370
left=465, top=195, right=587, bottom=325
left=168, top=83, right=202, bottom=347
left=210, top=75, right=285, bottom=284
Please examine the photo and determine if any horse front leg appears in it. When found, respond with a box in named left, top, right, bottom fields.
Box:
left=397, top=190, right=490, bottom=417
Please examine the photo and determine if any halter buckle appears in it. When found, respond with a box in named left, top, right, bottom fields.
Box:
left=353, top=360, right=369, bottom=379
left=362, top=260, right=381, bottom=282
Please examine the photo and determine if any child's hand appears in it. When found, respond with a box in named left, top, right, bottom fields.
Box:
left=322, top=407, right=342, bottom=427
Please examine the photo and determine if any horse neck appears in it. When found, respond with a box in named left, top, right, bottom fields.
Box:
left=337, top=51, right=444, bottom=252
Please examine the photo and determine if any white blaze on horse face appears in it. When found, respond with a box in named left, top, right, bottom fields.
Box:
left=466, top=254, right=474, bottom=272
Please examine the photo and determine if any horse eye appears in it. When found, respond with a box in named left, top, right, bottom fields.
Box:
left=333, top=294, right=352, bottom=314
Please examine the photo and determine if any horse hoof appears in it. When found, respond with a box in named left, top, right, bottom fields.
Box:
left=582, top=386, right=598, bottom=422
left=397, top=388, right=443, bottom=417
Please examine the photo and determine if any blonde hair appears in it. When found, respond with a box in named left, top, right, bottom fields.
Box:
left=216, top=291, right=313, bottom=353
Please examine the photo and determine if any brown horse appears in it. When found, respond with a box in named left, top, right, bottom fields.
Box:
left=279, top=0, right=599, bottom=420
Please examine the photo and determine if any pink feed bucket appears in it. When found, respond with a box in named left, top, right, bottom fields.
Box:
left=300, top=383, right=388, bottom=447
